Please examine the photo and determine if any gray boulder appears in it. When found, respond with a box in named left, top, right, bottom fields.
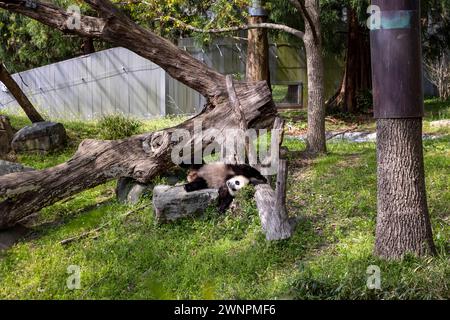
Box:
left=12, top=121, right=67, bottom=153
left=0, top=159, right=34, bottom=176
left=116, top=168, right=186, bottom=204
left=153, top=185, right=218, bottom=223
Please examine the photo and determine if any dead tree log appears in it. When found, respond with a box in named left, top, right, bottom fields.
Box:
left=0, top=0, right=277, bottom=229
left=0, top=82, right=275, bottom=228
left=0, top=62, right=44, bottom=123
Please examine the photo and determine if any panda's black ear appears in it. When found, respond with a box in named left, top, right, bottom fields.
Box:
left=249, top=177, right=267, bottom=186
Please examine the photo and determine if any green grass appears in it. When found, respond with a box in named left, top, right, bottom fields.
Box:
left=0, top=107, right=449, bottom=300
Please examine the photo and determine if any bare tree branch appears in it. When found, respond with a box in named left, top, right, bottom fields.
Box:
left=164, top=16, right=305, bottom=40
left=0, top=0, right=106, bottom=36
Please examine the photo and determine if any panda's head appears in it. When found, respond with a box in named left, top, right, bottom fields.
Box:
left=226, top=175, right=250, bottom=196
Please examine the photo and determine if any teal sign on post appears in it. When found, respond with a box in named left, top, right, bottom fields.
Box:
left=381, top=10, right=413, bottom=30
left=371, top=10, right=414, bottom=30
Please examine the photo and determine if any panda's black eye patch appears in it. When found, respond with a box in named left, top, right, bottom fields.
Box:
left=235, top=181, right=240, bottom=185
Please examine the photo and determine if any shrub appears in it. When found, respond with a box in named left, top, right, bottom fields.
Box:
left=98, top=114, right=142, bottom=140
left=356, top=90, right=373, bottom=113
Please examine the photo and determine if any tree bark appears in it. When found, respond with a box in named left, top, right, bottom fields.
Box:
left=246, top=15, right=271, bottom=87
left=81, top=37, right=95, bottom=55
left=255, top=182, right=292, bottom=240
left=0, top=63, right=45, bottom=123
left=304, top=0, right=326, bottom=154
left=375, top=119, right=436, bottom=259
left=327, top=7, right=372, bottom=114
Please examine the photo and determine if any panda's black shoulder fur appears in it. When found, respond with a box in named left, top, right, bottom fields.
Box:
left=226, top=164, right=267, bottom=182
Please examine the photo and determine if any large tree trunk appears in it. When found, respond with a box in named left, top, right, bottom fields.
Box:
left=304, top=0, right=326, bottom=154
left=375, top=119, right=436, bottom=258
left=327, top=7, right=371, bottom=114
left=246, top=15, right=271, bottom=87
left=371, top=0, right=436, bottom=259
left=0, top=62, right=45, bottom=123
left=0, top=0, right=277, bottom=228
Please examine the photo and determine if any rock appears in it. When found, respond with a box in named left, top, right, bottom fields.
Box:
left=11, top=121, right=67, bottom=153
left=0, top=115, right=14, bottom=157
left=152, top=185, right=218, bottom=223
left=0, top=159, right=34, bottom=176
left=116, top=168, right=186, bottom=204
left=116, top=177, right=153, bottom=204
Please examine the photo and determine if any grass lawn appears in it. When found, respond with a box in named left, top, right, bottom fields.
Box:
left=0, top=100, right=449, bottom=299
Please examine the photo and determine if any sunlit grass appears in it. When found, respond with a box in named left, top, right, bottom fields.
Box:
left=0, top=106, right=448, bottom=300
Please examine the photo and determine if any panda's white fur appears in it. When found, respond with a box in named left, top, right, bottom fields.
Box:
left=226, top=175, right=250, bottom=196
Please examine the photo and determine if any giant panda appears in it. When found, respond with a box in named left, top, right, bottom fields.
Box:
left=183, top=162, right=267, bottom=213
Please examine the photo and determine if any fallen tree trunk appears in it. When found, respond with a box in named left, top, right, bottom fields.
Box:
left=0, top=0, right=277, bottom=229
left=0, top=81, right=275, bottom=228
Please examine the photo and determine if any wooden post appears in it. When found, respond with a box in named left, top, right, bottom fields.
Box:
left=0, top=63, right=44, bottom=123
left=275, top=159, right=288, bottom=222
left=255, top=116, right=292, bottom=240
